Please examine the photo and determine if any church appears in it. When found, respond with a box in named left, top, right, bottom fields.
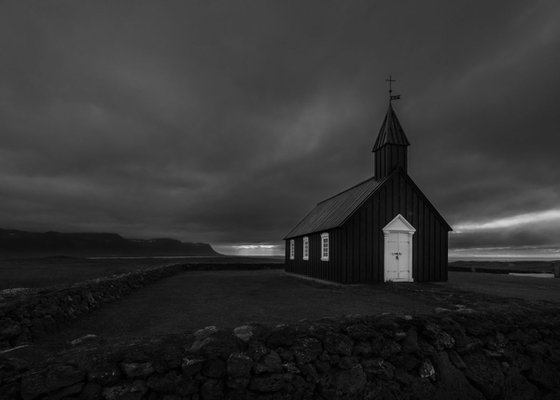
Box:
left=284, top=96, right=451, bottom=283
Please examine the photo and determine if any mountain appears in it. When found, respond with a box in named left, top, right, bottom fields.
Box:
left=0, top=228, right=220, bottom=257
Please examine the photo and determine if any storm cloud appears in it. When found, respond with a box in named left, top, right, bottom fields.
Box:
left=1, top=1, right=559, bottom=256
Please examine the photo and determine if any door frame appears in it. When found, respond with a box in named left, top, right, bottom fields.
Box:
left=382, top=214, right=416, bottom=282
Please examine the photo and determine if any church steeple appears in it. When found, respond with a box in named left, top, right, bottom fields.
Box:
left=372, top=102, right=410, bottom=179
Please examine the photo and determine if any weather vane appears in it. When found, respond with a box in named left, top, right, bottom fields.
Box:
left=385, top=75, right=401, bottom=102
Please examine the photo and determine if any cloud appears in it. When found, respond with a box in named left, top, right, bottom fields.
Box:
left=0, top=1, right=559, bottom=256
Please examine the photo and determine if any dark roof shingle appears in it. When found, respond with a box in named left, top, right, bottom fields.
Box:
left=284, top=177, right=383, bottom=239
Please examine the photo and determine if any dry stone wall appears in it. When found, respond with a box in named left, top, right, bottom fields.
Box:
left=0, top=263, right=283, bottom=350
left=1, top=308, right=559, bottom=399
left=0, top=263, right=185, bottom=349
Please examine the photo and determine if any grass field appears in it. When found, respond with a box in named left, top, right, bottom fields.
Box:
left=0, top=255, right=282, bottom=290
left=449, top=260, right=559, bottom=273
left=29, top=268, right=560, bottom=354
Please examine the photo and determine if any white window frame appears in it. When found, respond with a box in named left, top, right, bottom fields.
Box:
left=321, top=232, right=329, bottom=261
left=303, top=237, right=309, bottom=260
left=289, top=240, right=295, bottom=260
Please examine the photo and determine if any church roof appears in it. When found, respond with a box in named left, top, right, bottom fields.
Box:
left=372, top=103, right=410, bottom=151
left=284, top=176, right=385, bottom=239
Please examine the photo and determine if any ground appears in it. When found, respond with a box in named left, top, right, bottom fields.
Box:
left=438, top=270, right=560, bottom=301
left=31, top=269, right=560, bottom=354
left=0, top=256, right=282, bottom=289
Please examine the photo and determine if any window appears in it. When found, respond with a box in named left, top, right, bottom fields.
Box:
left=303, top=237, right=309, bottom=260
left=321, top=233, right=329, bottom=261
left=289, top=240, right=294, bottom=260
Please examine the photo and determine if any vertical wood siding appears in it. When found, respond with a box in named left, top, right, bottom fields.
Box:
left=374, top=145, right=408, bottom=179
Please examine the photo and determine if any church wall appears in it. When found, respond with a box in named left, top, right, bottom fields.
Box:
left=341, top=171, right=449, bottom=283
left=284, top=229, right=344, bottom=283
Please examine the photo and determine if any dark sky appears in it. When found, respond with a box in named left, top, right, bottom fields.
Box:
left=1, top=1, right=559, bottom=257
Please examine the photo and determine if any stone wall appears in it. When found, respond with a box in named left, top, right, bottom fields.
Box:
left=1, top=307, right=559, bottom=399
left=0, top=263, right=283, bottom=350
left=0, top=263, right=187, bottom=350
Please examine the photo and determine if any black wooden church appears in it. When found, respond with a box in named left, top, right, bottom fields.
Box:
left=284, top=98, right=451, bottom=283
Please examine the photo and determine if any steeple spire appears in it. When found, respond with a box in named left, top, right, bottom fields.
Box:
left=372, top=100, right=410, bottom=179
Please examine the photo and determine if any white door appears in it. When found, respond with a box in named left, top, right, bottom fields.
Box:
left=383, top=214, right=415, bottom=282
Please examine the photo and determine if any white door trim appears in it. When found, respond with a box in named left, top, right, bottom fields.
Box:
left=383, top=214, right=415, bottom=282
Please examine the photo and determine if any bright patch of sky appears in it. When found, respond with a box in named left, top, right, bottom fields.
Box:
left=453, top=209, right=560, bottom=233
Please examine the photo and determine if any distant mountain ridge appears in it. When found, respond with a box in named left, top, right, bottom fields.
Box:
left=0, top=228, right=220, bottom=257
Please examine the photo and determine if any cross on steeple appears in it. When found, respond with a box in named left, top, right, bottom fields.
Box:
left=385, top=75, right=401, bottom=102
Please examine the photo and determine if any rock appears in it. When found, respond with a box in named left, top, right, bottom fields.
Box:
left=266, top=325, right=298, bottom=347
left=526, top=342, right=551, bottom=359
left=189, top=337, right=213, bottom=353
left=189, top=331, right=239, bottom=359
left=43, top=383, right=83, bottom=400
left=507, top=329, right=529, bottom=345
left=324, top=332, right=353, bottom=356
left=227, top=353, right=253, bottom=378
left=250, top=373, right=284, bottom=392
left=247, top=341, right=268, bottom=361
left=362, top=358, right=395, bottom=380
left=527, top=359, right=560, bottom=391
left=120, top=362, right=154, bottom=378
left=200, top=378, right=224, bottom=400
left=458, top=337, right=483, bottom=354
left=181, top=358, right=204, bottom=376
left=448, top=350, right=467, bottom=370
left=254, top=351, right=282, bottom=374
left=80, top=383, right=102, bottom=400
left=69, top=334, right=98, bottom=346
left=463, top=352, right=504, bottom=399
left=338, top=356, right=359, bottom=370
left=380, top=340, right=402, bottom=358
left=0, top=320, right=21, bottom=341
left=402, top=327, right=419, bottom=353
left=343, top=323, right=371, bottom=340
left=226, top=376, right=250, bottom=390
left=233, top=325, right=254, bottom=342
left=331, top=364, right=366, bottom=395
left=193, top=326, right=218, bottom=340
left=282, top=362, right=300, bottom=374
left=278, top=348, right=294, bottom=361
left=87, top=364, right=122, bottom=386
left=432, top=352, right=485, bottom=400
left=102, top=380, right=147, bottom=400
left=21, top=364, right=85, bottom=400
left=418, top=359, right=436, bottom=380
left=314, top=359, right=330, bottom=374
left=394, top=330, right=407, bottom=340
left=299, top=363, right=320, bottom=382
left=389, top=353, right=420, bottom=372
left=293, top=338, right=322, bottom=364
left=202, top=359, right=226, bottom=378
left=353, top=341, right=373, bottom=357
left=503, top=371, right=540, bottom=400
left=147, top=371, right=198, bottom=395
left=423, top=323, right=455, bottom=351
